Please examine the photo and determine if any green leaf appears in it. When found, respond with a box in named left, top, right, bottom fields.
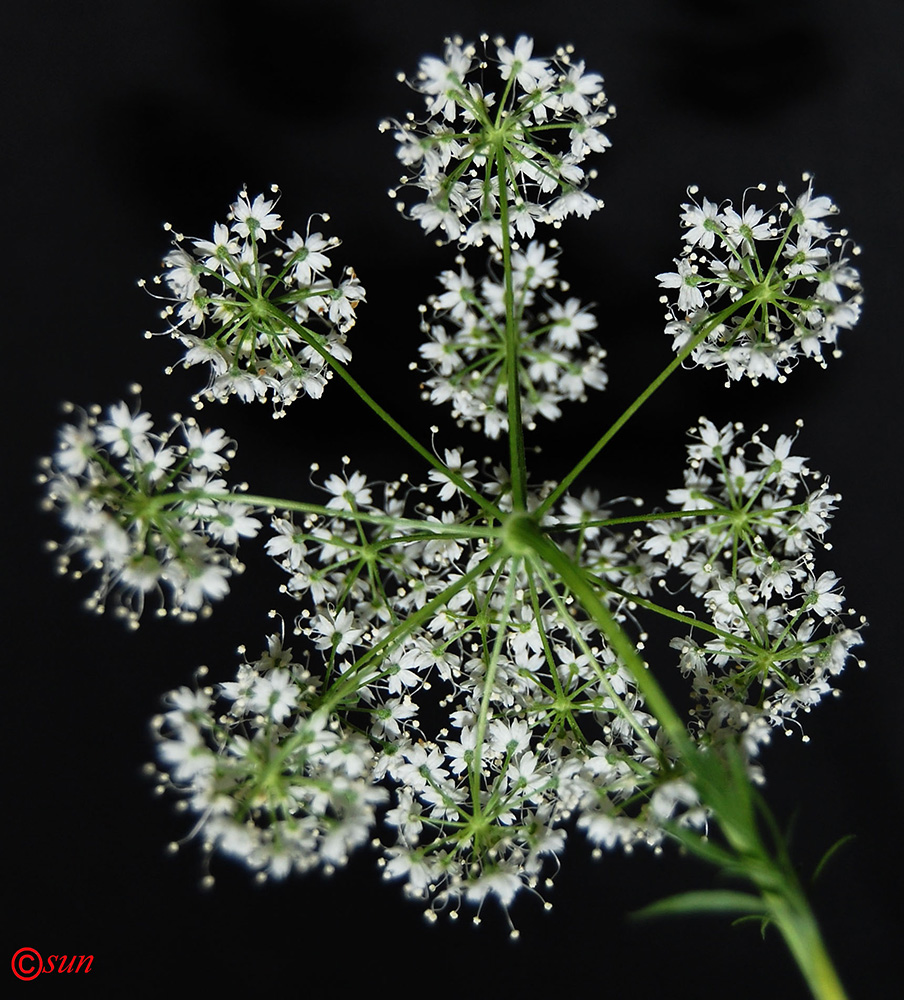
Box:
left=631, top=890, right=768, bottom=921
left=812, top=834, right=856, bottom=884
left=731, top=913, right=775, bottom=939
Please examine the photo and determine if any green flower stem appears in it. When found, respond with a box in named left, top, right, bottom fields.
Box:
left=594, top=580, right=765, bottom=656
left=536, top=291, right=760, bottom=519
left=524, top=565, right=569, bottom=701
left=529, top=552, right=664, bottom=763
left=470, top=555, right=521, bottom=813
left=768, top=898, right=849, bottom=1000
left=528, top=526, right=693, bottom=757
left=552, top=507, right=730, bottom=531
left=259, top=300, right=501, bottom=520
left=210, top=492, right=502, bottom=540
left=496, top=142, right=529, bottom=511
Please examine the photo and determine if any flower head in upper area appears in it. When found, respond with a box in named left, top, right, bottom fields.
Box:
left=418, top=242, right=607, bottom=437
left=40, top=394, right=260, bottom=626
left=657, top=175, right=862, bottom=384
left=382, top=35, right=614, bottom=246
left=145, top=187, right=364, bottom=416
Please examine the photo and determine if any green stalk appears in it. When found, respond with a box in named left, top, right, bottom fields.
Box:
left=496, top=142, right=529, bottom=510
left=768, top=895, right=849, bottom=1000
left=470, top=555, right=521, bottom=812
left=526, top=525, right=692, bottom=755
left=260, top=301, right=500, bottom=520
left=210, top=492, right=501, bottom=540
left=536, top=291, right=760, bottom=518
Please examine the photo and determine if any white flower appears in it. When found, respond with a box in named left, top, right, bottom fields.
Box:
left=642, top=520, right=689, bottom=567
left=428, top=448, right=478, bottom=500
left=558, top=60, right=605, bottom=115
left=656, top=259, right=704, bottom=313
left=310, top=609, right=364, bottom=655
left=497, top=35, right=550, bottom=92
left=96, top=401, right=154, bottom=458
left=434, top=267, right=476, bottom=320
left=248, top=670, right=299, bottom=723
left=206, top=503, right=262, bottom=546
left=229, top=188, right=283, bottom=241
left=193, top=222, right=240, bottom=268
left=807, top=571, right=843, bottom=617
left=721, top=203, right=772, bottom=250
left=157, top=725, right=215, bottom=782
left=54, top=420, right=96, bottom=476
left=465, top=870, right=523, bottom=908
left=174, top=561, right=232, bottom=609
left=324, top=471, right=372, bottom=510
left=547, top=188, right=601, bottom=221
left=548, top=297, right=596, bottom=348
left=184, top=425, right=231, bottom=471
left=417, top=40, right=473, bottom=120
left=285, top=229, right=334, bottom=285
left=680, top=196, right=723, bottom=249
left=794, top=180, right=836, bottom=237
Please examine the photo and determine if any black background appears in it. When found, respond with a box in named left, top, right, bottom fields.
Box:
left=7, top=0, right=902, bottom=994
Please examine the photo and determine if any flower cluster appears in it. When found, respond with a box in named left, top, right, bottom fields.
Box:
left=152, top=635, right=386, bottom=880
left=40, top=396, right=260, bottom=625
left=382, top=35, right=613, bottom=246
left=147, top=188, right=365, bottom=414
left=643, top=418, right=864, bottom=749
left=40, top=32, right=867, bottom=956
left=418, top=242, right=607, bottom=437
left=155, top=458, right=715, bottom=916
left=657, top=176, right=862, bottom=384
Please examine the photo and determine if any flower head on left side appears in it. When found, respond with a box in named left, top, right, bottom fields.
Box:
left=39, top=390, right=261, bottom=626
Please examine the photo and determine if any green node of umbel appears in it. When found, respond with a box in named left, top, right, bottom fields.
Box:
left=502, top=512, right=542, bottom=556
